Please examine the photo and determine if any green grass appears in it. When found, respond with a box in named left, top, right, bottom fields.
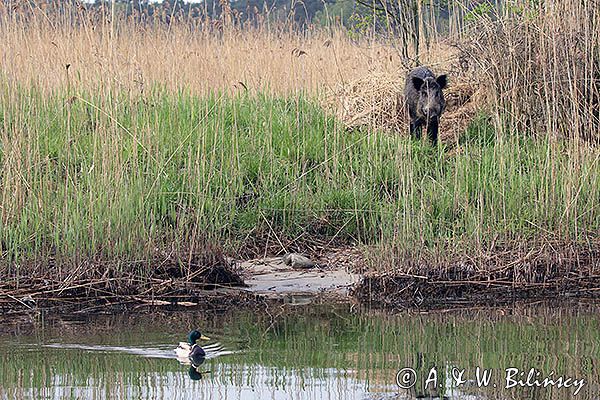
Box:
left=0, top=87, right=598, bottom=273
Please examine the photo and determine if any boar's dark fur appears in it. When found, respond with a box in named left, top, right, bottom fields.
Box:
left=404, top=66, right=447, bottom=145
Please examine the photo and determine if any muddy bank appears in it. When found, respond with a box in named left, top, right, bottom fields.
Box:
left=0, top=254, right=248, bottom=314
left=0, top=249, right=361, bottom=314
left=353, top=273, right=600, bottom=310
left=353, top=242, right=600, bottom=310
left=2, top=242, right=600, bottom=314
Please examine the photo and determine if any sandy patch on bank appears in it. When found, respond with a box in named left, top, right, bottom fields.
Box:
left=241, top=256, right=360, bottom=298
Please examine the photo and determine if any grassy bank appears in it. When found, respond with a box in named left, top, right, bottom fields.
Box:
left=2, top=1, right=600, bottom=306
left=1, top=89, right=598, bottom=279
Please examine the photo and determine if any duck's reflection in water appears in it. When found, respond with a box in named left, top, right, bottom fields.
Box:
left=188, top=355, right=209, bottom=381
left=188, top=366, right=205, bottom=381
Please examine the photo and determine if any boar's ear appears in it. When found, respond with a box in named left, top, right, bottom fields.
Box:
left=411, top=77, right=424, bottom=91
left=436, top=74, right=448, bottom=89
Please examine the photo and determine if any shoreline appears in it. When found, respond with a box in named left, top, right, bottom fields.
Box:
left=2, top=240, right=599, bottom=314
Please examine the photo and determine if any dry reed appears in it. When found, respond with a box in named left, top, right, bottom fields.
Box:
left=459, top=0, right=600, bottom=142
left=0, top=5, right=407, bottom=95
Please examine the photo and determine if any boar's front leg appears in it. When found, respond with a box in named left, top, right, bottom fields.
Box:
left=410, top=119, right=422, bottom=140
left=426, top=118, right=439, bottom=145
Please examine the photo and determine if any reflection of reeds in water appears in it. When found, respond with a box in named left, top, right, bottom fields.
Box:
left=1, top=305, right=599, bottom=399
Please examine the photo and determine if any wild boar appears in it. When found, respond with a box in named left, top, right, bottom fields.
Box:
left=404, top=67, right=448, bottom=145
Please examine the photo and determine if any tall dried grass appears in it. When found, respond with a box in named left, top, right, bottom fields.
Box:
left=460, top=0, right=600, bottom=143
left=0, top=3, right=406, bottom=95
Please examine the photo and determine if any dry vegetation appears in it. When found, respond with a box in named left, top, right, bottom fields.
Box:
left=461, top=0, right=600, bottom=142
left=0, top=0, right=599, bottom=308
left=1, top=5, right=403, bottom=95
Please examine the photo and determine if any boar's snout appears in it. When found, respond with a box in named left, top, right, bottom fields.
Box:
left=422, top=102, right=443, bottom=120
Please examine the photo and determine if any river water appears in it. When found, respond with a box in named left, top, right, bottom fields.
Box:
left=0, top=304, right=598, bottom=399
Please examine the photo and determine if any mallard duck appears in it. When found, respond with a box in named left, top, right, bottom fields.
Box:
left=175, top=330, right=211, bottom=364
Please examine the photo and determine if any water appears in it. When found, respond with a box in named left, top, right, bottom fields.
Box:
left=0, top=304, right=599, bottom=399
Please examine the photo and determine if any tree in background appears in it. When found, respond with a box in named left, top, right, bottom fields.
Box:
left=84, top=0, right=335, bottom=27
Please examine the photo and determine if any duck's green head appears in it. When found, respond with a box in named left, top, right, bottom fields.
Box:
left=188, top=330, right=210, bottom=345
